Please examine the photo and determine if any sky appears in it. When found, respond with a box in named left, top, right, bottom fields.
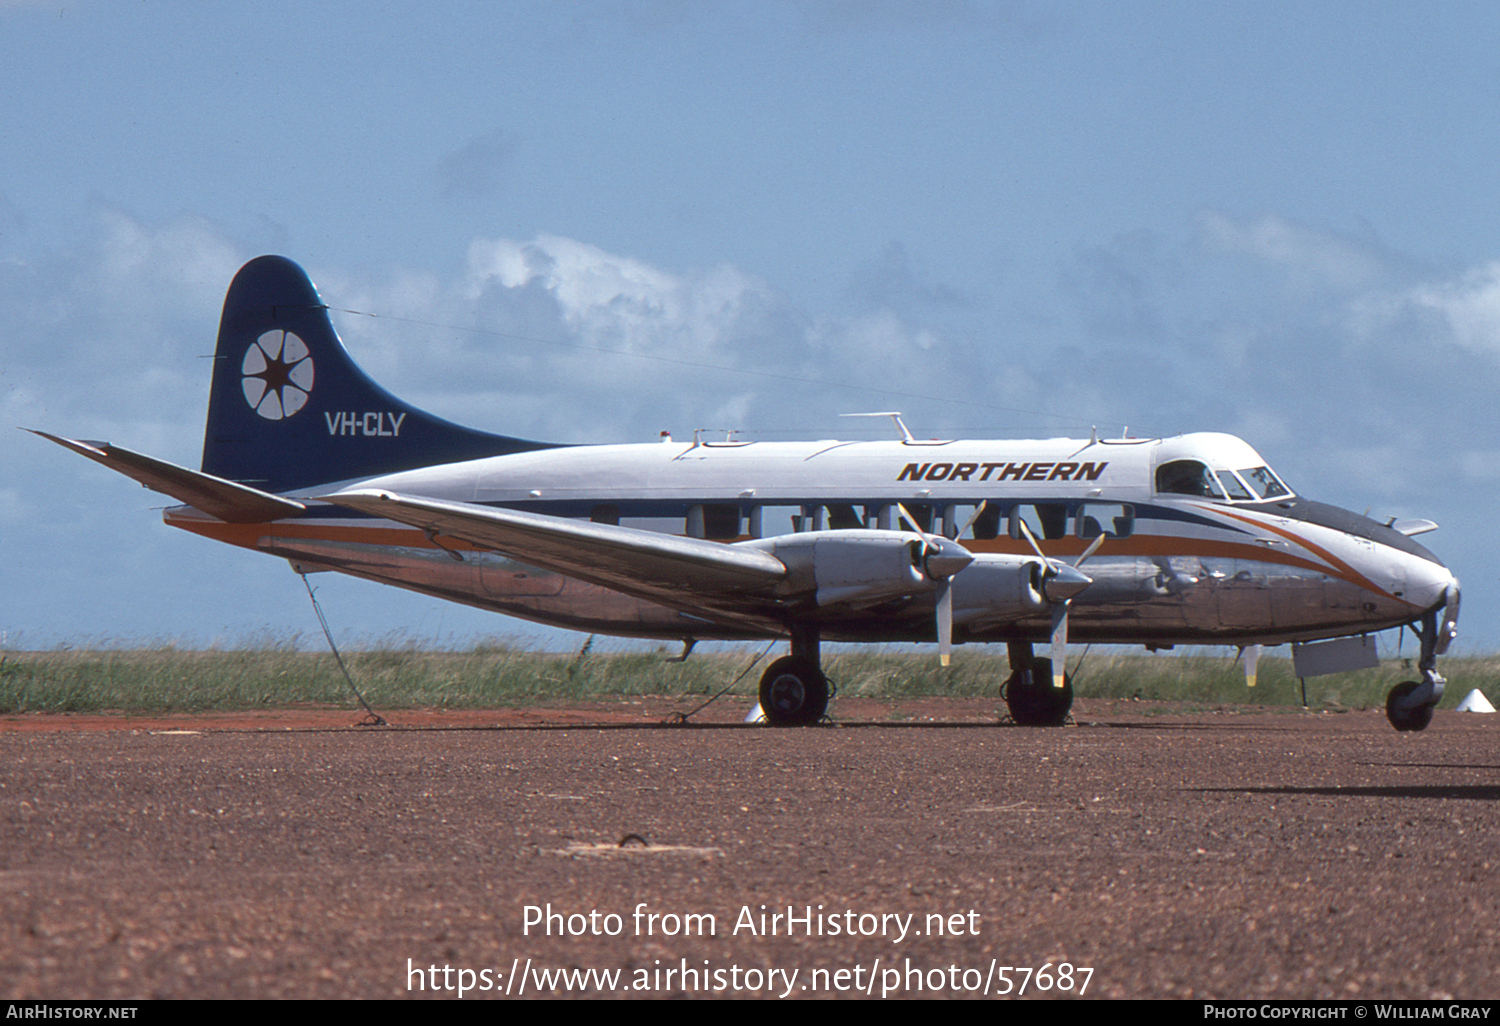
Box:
left=5, top=0, right=1500, bottom=660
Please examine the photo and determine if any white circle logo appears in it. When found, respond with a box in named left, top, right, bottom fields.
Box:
left=241, top=330, right=315, bottom=420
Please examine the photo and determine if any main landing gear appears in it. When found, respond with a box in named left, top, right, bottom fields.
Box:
left=1002, top=641, right=1073, bottom=727
left=758, top=627, right=829, bottom=727
left=756, top=634, right=1076, bottom=727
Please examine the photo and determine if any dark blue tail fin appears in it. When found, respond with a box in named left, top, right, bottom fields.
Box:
left=201, top=256, right=557, bottom=493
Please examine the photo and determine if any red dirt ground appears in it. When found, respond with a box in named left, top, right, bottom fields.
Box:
left=2, top=698, right=1496, bottom=1000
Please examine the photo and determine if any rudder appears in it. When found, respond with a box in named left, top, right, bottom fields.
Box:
left=201, top=256, right=556, bottom=493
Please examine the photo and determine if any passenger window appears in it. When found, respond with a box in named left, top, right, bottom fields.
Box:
left=748, top=504, right=800, bottom=538
left=952, top=502, right=1004, bottom=540
left=900, top=503, right=934, bottom=533
left=1077, top=503, right=1133, bottom=539
left=825, top=503, right=863, bottom=530
left=1011, top=503, right=1070, bottom=541
left=687, top=504, right=742, bottom=540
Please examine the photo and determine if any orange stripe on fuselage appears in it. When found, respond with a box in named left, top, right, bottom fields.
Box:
left=166, top=504, right=1401, bottom=601
left=1188, top=504, right=1390, bottom=597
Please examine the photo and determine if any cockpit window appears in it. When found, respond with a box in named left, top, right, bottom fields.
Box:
left=1155, top=460, right=1227, bottom=499
left=1238, top=466, right=1292, bottom=499
left=1158, top=459, right=1294, bottom=502
left=1216, top=471, right=1256, bottom=501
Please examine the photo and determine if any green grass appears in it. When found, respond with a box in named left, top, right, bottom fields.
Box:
left=1, top=640, right=1495, bottom=715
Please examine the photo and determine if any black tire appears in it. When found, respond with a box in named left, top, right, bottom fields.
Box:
left=1004, top=657, right=1073, bottom=727
left=758, top=656, right=829, bottom=726
left=1386, top=681, right=1434, bottom=732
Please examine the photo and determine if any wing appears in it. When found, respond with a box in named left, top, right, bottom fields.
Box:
left=318, top=488, right=788, bottom=612
left=30, top=430, right=306, bottom=523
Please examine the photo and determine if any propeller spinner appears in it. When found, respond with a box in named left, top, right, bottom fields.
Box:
left=1017, top=521, right=1100, bottom=688
left=897, top=505, right=974, bottom=666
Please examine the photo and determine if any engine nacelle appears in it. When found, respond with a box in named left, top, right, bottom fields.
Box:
left=948, top=553, right=1053, bottom=624
left=748, top=529, right=948, bottom=608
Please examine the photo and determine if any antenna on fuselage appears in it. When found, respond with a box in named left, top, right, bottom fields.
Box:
left=840, top=411, right=915, bottom=443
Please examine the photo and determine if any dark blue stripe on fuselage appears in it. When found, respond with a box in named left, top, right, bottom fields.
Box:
left=289, top=496, right=1252, bottom=536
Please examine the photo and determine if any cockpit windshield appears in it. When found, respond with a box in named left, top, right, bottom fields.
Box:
left=1236, top=465, right=1292, bottom=499
left=1156, top=460, right=1294, bottom=502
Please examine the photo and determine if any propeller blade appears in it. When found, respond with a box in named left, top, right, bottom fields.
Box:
left=937, top=581, right=953, bottom=667
left=959, top=500, right=990, bottom=536
left=895, top=502, right=923, bottom=536
left=1241, top=643, right=1261, bottom=688
left=1076, top=532, right=1106, bottom=567
left=1050, top=602, right=1070, bottom=688
left=896, top=503, right=970, bottom=666
left=1016, top=518, right=1049, bottom=564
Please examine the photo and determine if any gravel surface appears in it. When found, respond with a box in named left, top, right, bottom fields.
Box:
left=2, top=699, right=1496, bottom=1000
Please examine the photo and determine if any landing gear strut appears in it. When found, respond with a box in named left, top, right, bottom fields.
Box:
left=1385, top=599, right=1454, bottom=732
left=1003, top=641, right=1073, bottom=727
left=758, top=626, right=828, bottom=726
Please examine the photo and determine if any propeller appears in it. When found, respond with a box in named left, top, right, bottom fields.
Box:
left=1016, top=520, right=1097, bottom=688
left=896, top=504, right=973, bottom=666
left=959, top=500, right=991, bottom=538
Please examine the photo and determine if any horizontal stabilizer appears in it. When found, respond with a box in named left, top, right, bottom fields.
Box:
left=30, top=430, right=305, bottom=523
left=318, top=488, right=786, bottom=608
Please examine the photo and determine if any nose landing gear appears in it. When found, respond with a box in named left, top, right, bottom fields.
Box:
left=1385, top=596, right=1456, bottom=732
left=1386, top=679, right=1436, bottom=732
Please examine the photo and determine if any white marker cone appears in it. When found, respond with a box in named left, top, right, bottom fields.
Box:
left=1455, top=689, right=1496, bottom=713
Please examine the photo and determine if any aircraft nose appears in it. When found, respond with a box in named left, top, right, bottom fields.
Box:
left=1416, top=560, right=1458, bottom=610
left=1405, top=557, right=1460, bottom=654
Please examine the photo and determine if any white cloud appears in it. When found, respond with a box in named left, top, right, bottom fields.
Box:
left=1402, top=261, right=1500, bottom=353
left=1197, top=210, right=1391, bottom=294
left=464, top=234, right=776, bottom=358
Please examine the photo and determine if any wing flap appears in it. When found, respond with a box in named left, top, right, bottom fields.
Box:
left=30, top=430, right=306, bottom=523
left=319, top=488, right=788, bottom=607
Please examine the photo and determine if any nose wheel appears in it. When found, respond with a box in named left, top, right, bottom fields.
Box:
left=1385, top=680, right=1435, bottom=732
left=1384, top=603, right=1452, bottom=732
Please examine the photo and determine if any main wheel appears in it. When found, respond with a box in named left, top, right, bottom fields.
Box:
left=758, top=655, right=829, bottom=726
left=1004, top=657, right=1073, bottom=727
left=1386, top=681, right=1434, bottom=732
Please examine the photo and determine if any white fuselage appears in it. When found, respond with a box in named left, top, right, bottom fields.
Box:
left=168, top=431, right=1458, bottom=648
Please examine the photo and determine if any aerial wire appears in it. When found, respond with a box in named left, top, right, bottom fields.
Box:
left=325, top=305, right=1099, bottom=429
left=300, top=571, right=387, bottom=727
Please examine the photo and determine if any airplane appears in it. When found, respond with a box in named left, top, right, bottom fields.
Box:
left=33, top=255, right=1461, bottom=731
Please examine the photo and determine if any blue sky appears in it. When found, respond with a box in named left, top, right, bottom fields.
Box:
left=5, top=0, right=1500, bottom=658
